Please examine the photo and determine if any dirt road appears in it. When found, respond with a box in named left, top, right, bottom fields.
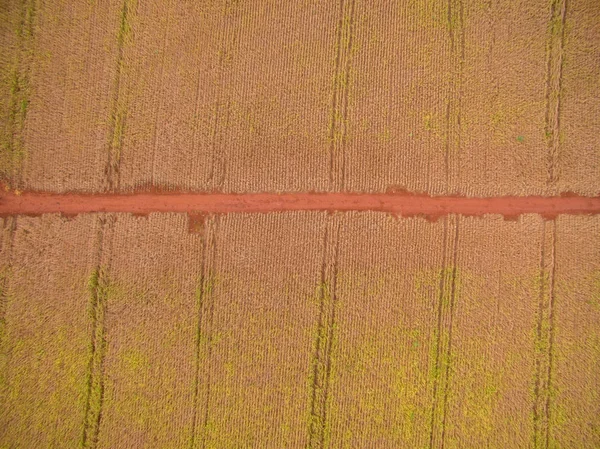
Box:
left=1, top=190, right=599, bottom=220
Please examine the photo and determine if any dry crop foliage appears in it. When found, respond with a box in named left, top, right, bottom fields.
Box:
left=1, top=0, right=598, bottom=195
left=1, top=213, right=598, bottom=448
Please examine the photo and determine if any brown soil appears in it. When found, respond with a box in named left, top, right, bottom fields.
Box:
left=343, top=1, right=451, bottom=195
left=1, top=189, right=599, bottom=220
left=1, top=212, right=599, bottom=448
left=199, top=213, right=324, bottom=447
left=112, top=1, right=338, bottom=194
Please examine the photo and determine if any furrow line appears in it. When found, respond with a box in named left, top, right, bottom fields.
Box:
left=208, top=0, right=237, bottom=190
left=5, top=0, right=37, bottom=189
left=200, top=219, right=218, bottom=449
left=338, top=0, right=356, bottom=192
left=445, top=0, right=465, bottom=194
left=532, top=220, right=548, bottom=449
left=0, top=217, right=16, bottom=348
left=318, top=219, right=341, bottom=449
left=307, top=221, right=330, bottom=445
left=532, top=220, right=557, bottom=448
left=544, top=221, right=558, bottom=448
left=149, top=0, right=172, bottom=187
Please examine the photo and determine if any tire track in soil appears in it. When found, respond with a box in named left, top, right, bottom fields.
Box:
left=545, top=0, right=568, bottom=189
left=532, top=220, right=558, bottom=449
left=105, top=0, right=134, bottom=191
left=307, top=216, right=341, bottom=449
left=5, top=0, right=37, bottom=190
left=338, top=0, right=356, bottom=192
left=532, top=221, right=547, bottom=449
left=189, top=217, right=218, bottom=449
left=327, top=0, right=345, bottom=191
left=0, top=217, right=16, bottom=348
left=149, top=0, right=172, bottom=187
left=440, top=220, right=460, bottom=446
left=208, top=1, right=239, bottom=191
left=81, top=215, right=114, bottom=449
left=428, top=216, right=459, bottom=449
left=544, top=222, right=557, bottom=449
left=445, top=0, right=465, bottom=194
left=429, top=217, right=447, bottom=448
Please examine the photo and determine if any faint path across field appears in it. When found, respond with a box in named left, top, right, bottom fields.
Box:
left=1, top=190, right=599, bottom=220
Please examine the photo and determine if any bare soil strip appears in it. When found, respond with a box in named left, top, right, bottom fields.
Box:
left=1, top=190, right=599, bottom=219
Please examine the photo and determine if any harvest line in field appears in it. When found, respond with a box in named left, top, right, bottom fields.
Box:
left=1, top=191, right=600, bottom=219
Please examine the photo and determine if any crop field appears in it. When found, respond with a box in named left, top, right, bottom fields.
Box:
left=0, top=0, right=599, bottom=448
left=0, top=0, right=598, bottom=195
left=0, top=213, right=597, bottom=448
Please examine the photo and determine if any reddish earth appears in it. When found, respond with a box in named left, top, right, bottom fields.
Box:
left=1, top=190, right=599, bottom=220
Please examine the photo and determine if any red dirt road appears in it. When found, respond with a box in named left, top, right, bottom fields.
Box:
left=1, top=190, right=599, bottom=220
